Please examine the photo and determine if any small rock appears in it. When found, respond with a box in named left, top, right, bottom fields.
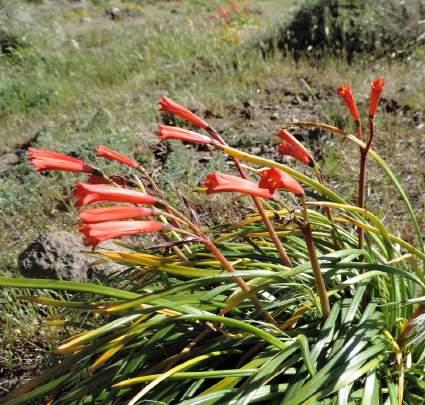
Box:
left=19, top=231, right=89, bottom=281
left=186, top=101, right=206, bottom=116
left=0, top=29, right=26, bottom=55
left=18, top=231, right=124, bottom=281
left=70, top=39, right=80, bottom=50
left=106, top=7, right=121, bottom=21
left=270, top=112, right=279, bottom=121
left=0, top=153, right=19, bottom=176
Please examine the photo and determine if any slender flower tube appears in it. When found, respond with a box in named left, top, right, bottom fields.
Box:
left=258, top=167, right=304, bottom=196
left=96, top=145, right=139, bottom=168
left=337, top=85, right=360, bottom=121
left=278, top=142, right=312, bottom=166
left=157, top=125, right=212, bottom=145
left=369, top=77, right=385, bottom=117
left=74, top=182, right=158, bottom=207
left=203, top=172, right=274, bottom=199
left=159, top=96, right=210, bottom=130
left=28, top=147, right=93, bottom=174
left=80, top=220, right=165, bottom=248
left=79, top=206, right=154, bottom=224
left=277, top=130, right=313, bottom=165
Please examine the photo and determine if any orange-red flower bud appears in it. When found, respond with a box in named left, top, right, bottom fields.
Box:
left=73, top=182, right=158, bottom=207
left=159, top=96, right=209, bottom=130
left=278, top=142, right=312, bottom=165
left=80, top=220, right=164, bottom=248
left=337, top=85, right=360, bottom=121
left=203, top=172, right=274, bottom=199
left=28, top=147, right=93, bottom=174
left=369, top=77, right=385, bottom=117
left=96, top=145, right=139, bottom=168
left=258, top=167, right=304, bottom=196
left=277, top=130, right=313, bottom=165
left=79, top=206, right=154, bottom=224
left=157, top=125, right=212, bottom=144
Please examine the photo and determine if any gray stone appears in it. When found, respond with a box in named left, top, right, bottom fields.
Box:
left=106, top=7, right=121, bottom=21
left=18, top=231, right=125, bottom=281
left=0, top=153, right=19, bottom=176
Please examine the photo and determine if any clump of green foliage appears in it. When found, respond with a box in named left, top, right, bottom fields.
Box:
left=1, top=84, right=425, bottom=404
left=266, top=0, right=425, bottom=61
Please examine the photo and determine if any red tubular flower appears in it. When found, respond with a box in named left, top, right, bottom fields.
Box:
left=157, top=125, right=212, bottom=144
left=337, top=85, right=360, bottom=121
left=80, top=220, right=164, bottom=248
left=159, top=96, right=209, bottom=130
left=28, top=147, right=93, bottom=173
left=203, top=172, right=274, bottom=199
left=73, top=182, right=158, bottom=207
left=277, top=130, right=313, bottom=165
left=79, top=206, right=154, bottom=224
left=278, top=142, right=312, bottom=165
left=96, top=145, right=139, bottom=168
left=258, top=167, right=304, bottom=196
left=369, top=77, right=385, bottom=117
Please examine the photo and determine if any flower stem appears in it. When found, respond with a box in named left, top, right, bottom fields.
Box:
left=159, top=201, right=203, bottom=235
left=203, top=238, right=278, bottom=327
left=313, top=163, right=341, bottom=248
left=134, top=169, right=193, bottom=258
left=398, top=305, right=425, bottom=347
left=299, top=195, right=330, bottom=317
left=358, top=118, right=374, bottom=257
left=252, top=197, right=292, bottom=267
left=161, top=200, right=278, bottom=325
left=208, top=128, right=292, bottom=267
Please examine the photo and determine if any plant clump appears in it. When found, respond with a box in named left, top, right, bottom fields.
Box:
left=1, top=82, right=425, bottom=404
left=265, top=0, right=425, bottom=61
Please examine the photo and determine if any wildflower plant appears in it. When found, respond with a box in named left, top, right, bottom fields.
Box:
left=1, top=81, right=425, bottom=404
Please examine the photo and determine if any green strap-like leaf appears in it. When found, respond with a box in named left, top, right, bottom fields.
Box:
left=0, top=277, right=139, bottom=299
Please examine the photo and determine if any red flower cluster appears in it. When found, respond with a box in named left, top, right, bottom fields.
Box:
left=203, top=168, right=304, bottom=199
left=209, top=1, right=253, bottom=21
left=27, top=91, right=315, bottom=250
left=72, top=183, right=161, bottom=247
left=338, top=78, right=385, bottom=120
